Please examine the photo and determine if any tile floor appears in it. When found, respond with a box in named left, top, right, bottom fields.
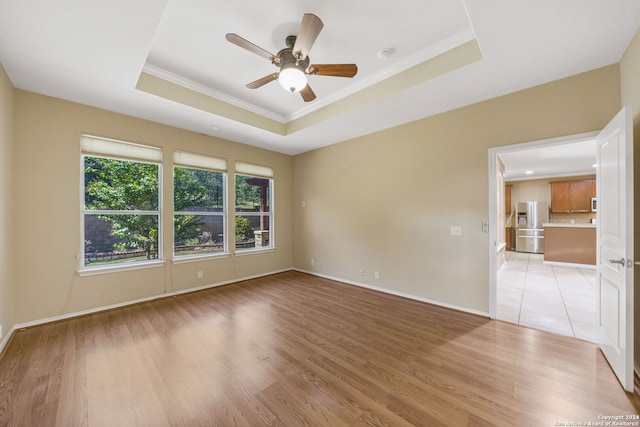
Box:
left=497, top=251, right=597, bottom=342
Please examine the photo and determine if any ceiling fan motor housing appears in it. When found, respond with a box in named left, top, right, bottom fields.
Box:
left=276, top=39, right=310, bottom=71
left=276, top=37, right=310, bottom=92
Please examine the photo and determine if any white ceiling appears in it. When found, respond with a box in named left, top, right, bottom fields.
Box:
left=499, top=139, right=596, bottom=181
left=1, top=1, right=639, bottom=156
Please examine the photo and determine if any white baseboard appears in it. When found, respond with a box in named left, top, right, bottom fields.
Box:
left=3, top=268, right=292, bottom=345
left=2, top=267, right=490, bottom=356
left=295, top=268, right=490, bottom=318
left=0, top=324, right=17, bottom=357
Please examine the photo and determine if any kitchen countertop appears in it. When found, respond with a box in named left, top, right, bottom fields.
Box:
left=542, top=222, right=596, bottom=228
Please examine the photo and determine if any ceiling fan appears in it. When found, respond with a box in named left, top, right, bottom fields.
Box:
left=225, top=13, right=358, bottom=102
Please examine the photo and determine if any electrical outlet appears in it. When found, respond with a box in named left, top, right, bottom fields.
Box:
left=302, top=201, right=306, bottom=208
left=374, top=271, right=380, bottom=280
left=311, top=259, right=315, bottom=266
left=450, top=226, right=462, bottom=236
left=197, top=271, right=203, bottom=279
left=359, top=268, right=364, bottom=276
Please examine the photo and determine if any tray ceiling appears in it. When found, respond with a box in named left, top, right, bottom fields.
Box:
left=1, top=1, right=639, bottom=155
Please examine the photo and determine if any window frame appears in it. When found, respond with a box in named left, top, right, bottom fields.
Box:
left=78, top=138, right=279, bottom=274
left=234, top=166, right=274, bottom=253
left=79, top=135, right=164, bottom=275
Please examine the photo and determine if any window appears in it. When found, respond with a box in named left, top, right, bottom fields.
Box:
left=235, top=162, right=273, bottom=251
left=173, top=151, right=227, bottom=258
left=81, top=137, right=276, bottom=270
left=81, top=135, right=162, bottom=270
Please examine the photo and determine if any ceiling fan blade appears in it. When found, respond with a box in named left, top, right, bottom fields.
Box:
left=292, top=14, right=324, bottom=60
left=246, top=73, right=279, bottom=89
left=300, top=84, right=316, bottom=102
left=225, top=33, right=276, bottom=61
left=309, top=64, right=358, bottom=78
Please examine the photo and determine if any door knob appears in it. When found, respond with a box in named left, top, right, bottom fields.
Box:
left=608, top=257, right=625, bottom=266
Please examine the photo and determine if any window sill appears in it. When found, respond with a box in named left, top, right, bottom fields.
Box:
left=172, top=253, right=230, bottom=264
left=235, top=247, right=276, bottom=256
left=78, top=260, right=166, bottom=276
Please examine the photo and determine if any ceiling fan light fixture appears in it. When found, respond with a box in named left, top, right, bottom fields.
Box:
left=226, top=14, right=356, bottom=102
left=278, top=64, right=307, bottom=93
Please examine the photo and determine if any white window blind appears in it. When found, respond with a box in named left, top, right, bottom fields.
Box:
left=174, top=150, right=227, bottom=172
left=235, top=161, right=273, bottom=178
left=81, top=134, right=162, bottom=163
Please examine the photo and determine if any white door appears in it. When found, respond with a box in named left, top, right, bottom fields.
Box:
left=596, top=106, right=634, bottom=392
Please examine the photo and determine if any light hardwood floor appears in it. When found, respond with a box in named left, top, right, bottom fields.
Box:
left=0, top=271, right=638, bottom=426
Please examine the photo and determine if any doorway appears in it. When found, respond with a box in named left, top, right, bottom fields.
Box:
left=488, top=131, right=599, bottom=341
left=490, top=107, right=635, bottom=392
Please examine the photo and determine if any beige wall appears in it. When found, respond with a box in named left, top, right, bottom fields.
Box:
left=0, top=63, right=14, bottom=341
left=620, top=26, right=640, bottom=374
left=293, top=65, right=620, bottom=313
left=11, top=91, right=293, bottom=324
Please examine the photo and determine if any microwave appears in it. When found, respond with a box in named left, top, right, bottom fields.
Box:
left=591, top=197, right=597, bottom=212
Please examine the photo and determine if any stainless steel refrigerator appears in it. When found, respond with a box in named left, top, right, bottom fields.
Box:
left=515, top=201, right=549, bottom=254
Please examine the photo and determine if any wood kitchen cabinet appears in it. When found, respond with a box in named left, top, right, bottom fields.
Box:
left=550, top=179, right=595, bottom=213
left=505, top=184, right=512, bottom=214
left=551, top=181, right=571, bottom=212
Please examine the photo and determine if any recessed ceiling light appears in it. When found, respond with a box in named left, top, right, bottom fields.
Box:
left=592, top=164, right=597, bottom=168
left=525, top=170, right=533, bottom=175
